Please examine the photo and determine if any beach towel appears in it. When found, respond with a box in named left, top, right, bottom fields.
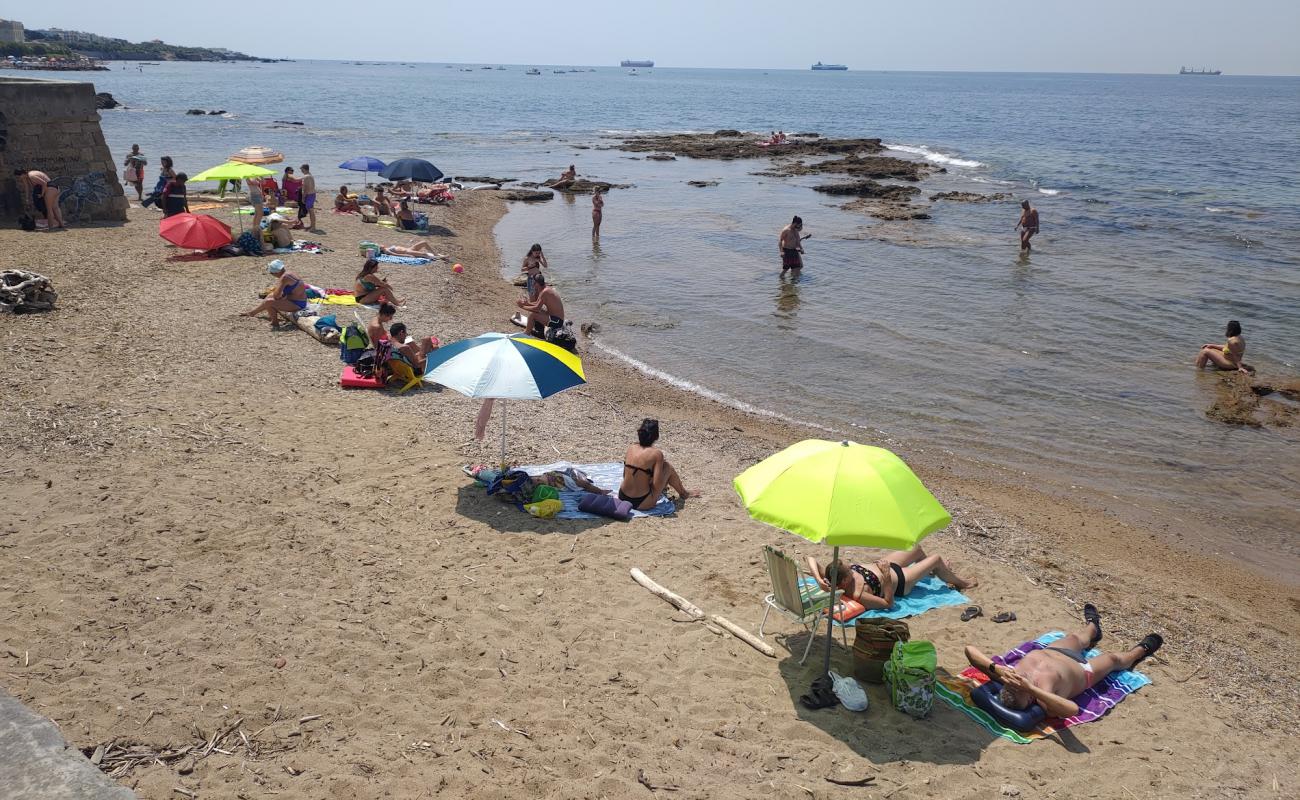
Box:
left=510, top=461, right=675, bottom=519
left=272, top=241, right=330, bottom=255
left=314, top=293, right=363, bottom=306
left=935, top=630, right=1152, bottom=744
left=375, top=254, right=432, bottom=265
left=798, top=576, right=969, bottom=624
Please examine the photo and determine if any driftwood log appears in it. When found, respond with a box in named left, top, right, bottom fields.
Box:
left=0, top=270, right=57, bottom=312
left=630, top=568, right=777, bottom=657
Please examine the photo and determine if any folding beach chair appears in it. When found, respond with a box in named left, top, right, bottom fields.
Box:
left=758, top=545, right=850, bottom=664
left=385, top=357, right=423, bottom=394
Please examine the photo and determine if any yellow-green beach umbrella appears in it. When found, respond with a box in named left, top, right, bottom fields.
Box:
left=733, top=439, right=950, bottom=683
left=189, top=161, right=275, bottom=182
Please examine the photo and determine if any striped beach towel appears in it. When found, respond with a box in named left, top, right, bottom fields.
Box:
left=936, top=631, right=1152, bottom=743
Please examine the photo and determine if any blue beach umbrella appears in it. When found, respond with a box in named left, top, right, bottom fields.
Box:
left=338, top=156, right=387, bottom=186
left=379, top=158, right=444, bottom=183
left=424, top=332, right=585, bottom=465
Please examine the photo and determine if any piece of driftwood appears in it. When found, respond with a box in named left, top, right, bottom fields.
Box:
left=0, top=270, right=57, bottom=312
left=630, top=568, right=704, bottom=620
left=710, top=615, right=776, bottom=657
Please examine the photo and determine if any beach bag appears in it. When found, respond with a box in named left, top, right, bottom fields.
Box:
left=415, top=212, right=429, bottom=231
left=546, top=321, right=578, bottom=353
left=339, top=321, right=370, bottom=364
left=524, top=498, right=563, bottom=519
left=531, top=484, right=560, bottom=503
left=487, top=470, right=535, bottom=504
left=884, top=640, right=936, bottom=718
left=853, top=618, right=910, bottom=684
left=236, top=230, right=262, bottom=256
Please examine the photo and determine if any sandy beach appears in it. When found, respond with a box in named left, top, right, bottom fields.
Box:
left=1, top=195, right=1296, bottom=799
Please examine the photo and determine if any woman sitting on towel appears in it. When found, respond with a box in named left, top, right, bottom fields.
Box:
left=241, top=260, right=309, bottom=329
left=807, top=546, right=977, bottom=611
left=395, top=199, right=417, bottom=230
left=335, top=185, right=361, bottom=213
left=381, top=240, right=437, bottom=258
left=354, top=258, right=404, bottom=305
left=618, top=418, right=695, bottom=510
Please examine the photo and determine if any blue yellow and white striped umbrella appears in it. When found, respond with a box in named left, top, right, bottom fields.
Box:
left=423, top=332, right=586, bottom=465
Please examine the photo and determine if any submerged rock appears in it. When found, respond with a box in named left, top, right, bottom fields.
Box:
left=619, top=132, right=886, bottom=161
left=713, top=129, right=743, bottom=137
left=493, top=188, right=554, bottom=201
left=758, top=154, right=931, bottom=181
left=543, top=178, right=629, bottom=193
left=930, top=191, right=1013, bottom=203
left=813, top=180, right=920, bottom=201
left=645, top=153, right=677, bottom=161
left=186, top=109, right=205, bottom=115
left=273, top=120, right=305, bottom=126
left=686, top=180, right=719, bottom=187
left=455, top=175, right=515, bottom=185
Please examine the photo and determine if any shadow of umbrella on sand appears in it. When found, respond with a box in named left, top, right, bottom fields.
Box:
left=733, top=440, right=952, bottom=703
left=423, top=332, right=586, bottom=467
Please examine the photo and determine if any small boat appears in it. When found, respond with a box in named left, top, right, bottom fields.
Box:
left=553, top=69, right=566, bottom=74
left=525, top=68, right=541, bottom=75
left=811, top=62, right=848, bottom=71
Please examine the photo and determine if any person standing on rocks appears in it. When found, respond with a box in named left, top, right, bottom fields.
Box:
left=297, top=164, right=318, bottom=231
left=778, top=216, right=809, bottom=271
left=1017, top=200, right=1040, bottom=251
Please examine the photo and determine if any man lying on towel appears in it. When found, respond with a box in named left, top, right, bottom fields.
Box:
left=964, top=604, right=1163, bottom=717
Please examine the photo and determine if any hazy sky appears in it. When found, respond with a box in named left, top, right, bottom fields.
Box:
left=19, top=1, right=1300, bottom=74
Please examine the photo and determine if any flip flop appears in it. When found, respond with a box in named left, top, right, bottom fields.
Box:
left=1131, top=633, right=1163, bottom=667
left=960, top=605, right=983, bottom=622
left=992, top=611, right=1017, bottom=624
left=798, top=674, right=839, bottom=710
left=1083, top=603, right=1103, bottom=647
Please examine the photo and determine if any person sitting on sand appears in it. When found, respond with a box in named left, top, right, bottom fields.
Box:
left=618, top=418, right=694, bottom=510
left=521, top=243, right=548, bottom=296
left=372, top=186, right=393, bottom=216
left=965, top=604, right=1163, bottom=718
left=367, top=302, right=398, bottom=346
left=1195, top=320, right=1251, bottom=374
left=242, top=260, right=308, bottom=328
left=266, top=214, right=293, bottom=249
left=380, top=239, right=437, bottom=258
left=354, top=258, right=404, bottom=305
left=1017, top=200, right=1040, bottom=251
left=516, top=273, right=565, bottom=339
left=386, top=322, right=439, bottom=372
left=395, top=199, right=417, bottom=230
left=335, top=185, right=361, bottom=213
left=807, top=544, right=977, bottom=611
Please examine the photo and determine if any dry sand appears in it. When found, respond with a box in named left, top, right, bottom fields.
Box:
left=1, top=196, right=1297, bottom=799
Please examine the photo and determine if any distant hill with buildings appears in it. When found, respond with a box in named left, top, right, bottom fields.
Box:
left=6, top=20, right=258, bottom=61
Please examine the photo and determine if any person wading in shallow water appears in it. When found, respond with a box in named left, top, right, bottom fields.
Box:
left=1017, top=200, right=1040, bottom=251
left=592, top=188, right=605, bottom=238
left=778, top=215, right=810, bottom=271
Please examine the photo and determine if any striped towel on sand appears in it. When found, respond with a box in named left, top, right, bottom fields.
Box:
left=936, top=630, right=1152, bottom=743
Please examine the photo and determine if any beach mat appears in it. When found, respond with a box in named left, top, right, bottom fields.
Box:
left=798, top=576, right=969, bottom=623
left=375, top=254, right=432, bottom=265
left=517, top=461, right=675, bottom=519
left=936, top=631, right=1152, bottom=744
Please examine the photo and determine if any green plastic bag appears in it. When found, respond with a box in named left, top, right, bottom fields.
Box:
left=531, top=484, right=560, bottom=503
left=884, top=640, right=937, bottom=719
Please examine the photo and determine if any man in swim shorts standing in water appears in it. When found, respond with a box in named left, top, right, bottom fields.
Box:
left=779, top=216, right=808, bottom=271
left=1017, top=200, right=1039, bottom=251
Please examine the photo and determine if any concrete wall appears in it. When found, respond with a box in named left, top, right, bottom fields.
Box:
left=0, top=20, right=23, bottom=44
left=0, top=77, right=127, bottom=221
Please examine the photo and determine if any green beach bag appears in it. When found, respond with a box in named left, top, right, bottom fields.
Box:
left=884, top=640, right=937, bottom=719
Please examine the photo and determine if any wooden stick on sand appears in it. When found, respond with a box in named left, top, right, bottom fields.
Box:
left=630, top=568, right=775, bottom=657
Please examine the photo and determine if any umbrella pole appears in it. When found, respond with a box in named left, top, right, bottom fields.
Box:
left=822, top=545, right=840, bottom=678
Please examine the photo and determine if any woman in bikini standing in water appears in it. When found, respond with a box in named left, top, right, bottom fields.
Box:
left=806, top=545, right=977, bottom=611
left=591, top=188, right=604, bottom=238
left=618, top=419, right=694, bottom=510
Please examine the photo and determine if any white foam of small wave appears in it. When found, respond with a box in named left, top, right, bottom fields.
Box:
left=885, top=143, right=984, bottom=168
left=590, top=340, right=836, bottom=435
left=970, top=175, right=1013, bottom=186
left=1037, top=188, right=1062, bottom=195
left=1205, top=206, right=1228, bottom=213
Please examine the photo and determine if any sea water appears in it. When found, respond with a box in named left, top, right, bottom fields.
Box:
left=44, top=61, right=1300, bottom=574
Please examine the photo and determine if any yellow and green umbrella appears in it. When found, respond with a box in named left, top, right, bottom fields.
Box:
left=189, top=161, right=275, bottom=182
left=734, top=440, right=950, bottom=679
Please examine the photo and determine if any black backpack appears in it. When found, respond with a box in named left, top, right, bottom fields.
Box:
left=18, top=214, right=36, bottom=232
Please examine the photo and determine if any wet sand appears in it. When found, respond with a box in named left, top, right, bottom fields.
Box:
left=1, top=196, right=1296, bottom=798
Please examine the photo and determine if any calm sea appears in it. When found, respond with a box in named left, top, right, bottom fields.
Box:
left=36, top=60, right=1300, bottom=574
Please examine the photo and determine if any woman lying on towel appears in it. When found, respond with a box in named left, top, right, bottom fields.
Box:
left=618, top=418, right=696, bottom=510
left=354, top=258, right=404, bottom=305
left=381, top=239, right=437, bottom=258
left=807, top=545, right=977, bottom=611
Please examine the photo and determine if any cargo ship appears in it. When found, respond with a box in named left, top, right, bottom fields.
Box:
left=811, top=62, right=847, bottom=71
left=1179, top=66, right=1221, bottom=75
left=620, top=59, right=653, bottom=68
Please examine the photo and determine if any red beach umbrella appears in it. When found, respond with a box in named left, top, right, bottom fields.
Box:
left=159, top=213, right=233, bottom=250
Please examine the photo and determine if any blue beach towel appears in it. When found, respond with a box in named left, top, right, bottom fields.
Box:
left=518, top=461, right=675, bottom=519
left=375, top=254, right=432, bottom=265
left=799, top=575, right=969, bottom=623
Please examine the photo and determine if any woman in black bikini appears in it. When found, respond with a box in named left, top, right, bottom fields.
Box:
left=618, top=418, right=695, bottom=510
left=806, top=545, right=977, bottom=611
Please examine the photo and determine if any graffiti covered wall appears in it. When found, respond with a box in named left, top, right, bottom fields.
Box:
left=0, top=77, right=127, bottom=221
